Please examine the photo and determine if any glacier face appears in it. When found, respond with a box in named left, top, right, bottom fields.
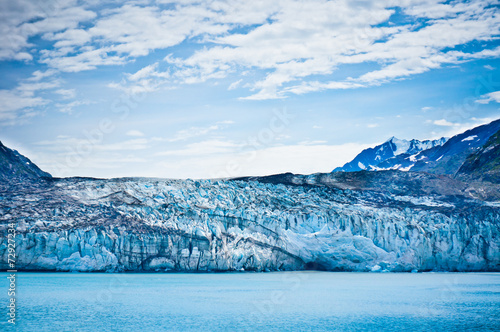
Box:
left=1, top=176, right=499, bottom=272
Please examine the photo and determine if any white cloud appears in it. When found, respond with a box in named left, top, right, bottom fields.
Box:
left=55, top=89, right=76, bottom=99
left=228, top=79, right=243, bottom=90
left=56, top=100, right=90, bottom=114
left=156, top=139, right=240, bottom=156
left=151, top=0, right=500, bottom=99
left=96, top=138, right=149, bottom=151
left=433, top=119, right=459, bottom=127
left=109, top=61, right=172, bottom=94
left=431, top=116, right=500, bottom=139
left=27, top=69, right=58, bottom=81
left=0, top=70, right=63, bottom=123
left=282, top=81, right=365, bottom=96
left=37, top=137, right=150, bottom=151
left=126, top=130, right=145, bottom=137
left=16, top=80, right=61, bottom=97
left=476, top=90, right=500, bottom=104
left=2, top=1, right=497, bottom=101
left=0, top=0, right=96, bottom=61
left=0, top=89, right=46, bottom=121
left=165, top=121, right=233, bottom=142
left=298, top=140, right=328, bottom=145
left=41, top=47, right=128, bottom=72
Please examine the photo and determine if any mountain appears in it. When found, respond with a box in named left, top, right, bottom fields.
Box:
left=0, top=141, right=51, bottom=181
left=333, top=137, right=447, bottom=172
left=410, top=119, right=500, bottom=175
left=457, top=128, right=500, bottom=183
left=334, top=119, right=500, bottom=175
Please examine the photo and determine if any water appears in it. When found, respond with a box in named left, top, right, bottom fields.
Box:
left=1, top=272, right=499, bottom=331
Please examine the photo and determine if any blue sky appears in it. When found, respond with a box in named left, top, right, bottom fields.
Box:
left=0, top=0, right=499, bottom=179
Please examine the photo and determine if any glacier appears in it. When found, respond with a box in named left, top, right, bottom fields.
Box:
left=1, top=175, right=499, bottom=272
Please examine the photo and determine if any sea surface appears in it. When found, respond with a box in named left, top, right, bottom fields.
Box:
left=1, top=272, right=499, bottom=331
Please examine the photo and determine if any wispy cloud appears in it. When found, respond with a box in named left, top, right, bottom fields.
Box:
left=126, top=130, right=145, bottom=137
left=432, top=119, right=459, bottom=127
left=476, top=90, right=500, bottom=104
left=427, top=117, right=500, bottom=139
left=55, top=89, right=76, bottom=99
left=0, top=89, right=47, bottom=121
left=165, top=121, right=233, bottom=142
left=0, top=71, right=61, bottom=122
left=228, top=79, right=243, bottom=90
left=36, top=137, right=150, bottom=152
left=56, top=100, right=91, bottom=114
left=156, top=139, right=240, bottom=156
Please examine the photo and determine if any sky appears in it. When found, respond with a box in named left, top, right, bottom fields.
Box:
left=0, top=0, right=499, bottom=179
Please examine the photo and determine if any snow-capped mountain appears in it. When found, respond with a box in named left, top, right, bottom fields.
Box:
left=410, top=118, right=500, bottom=175
left=333, top=137, right=447, bottom=172
left=334, top=118, right=500, bottom=174
left=1, top=139, right=499, bottom=273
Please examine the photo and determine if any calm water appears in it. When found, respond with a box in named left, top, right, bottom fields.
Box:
left=1, top=272, right=499, bottom=331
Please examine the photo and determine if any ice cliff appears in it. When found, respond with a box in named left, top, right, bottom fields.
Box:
left=1, top=175, right=499, bottom=272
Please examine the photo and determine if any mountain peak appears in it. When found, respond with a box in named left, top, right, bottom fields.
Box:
left=334, top=135, right=450, bottom=172
left=333, top=118, right=500, bottom=174
left=386, top=136, right=400, bottom=142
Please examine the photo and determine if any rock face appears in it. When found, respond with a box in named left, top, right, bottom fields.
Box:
left=457, top=129, right=500, bottom=183
left=1, top=175, right=499, bottom=272
left=411, top=119, right=500, bottom=175
left=0, top=141, right=51, bottom=182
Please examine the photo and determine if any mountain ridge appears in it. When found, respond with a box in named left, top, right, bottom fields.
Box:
left=333, top=119, right=500, bottom=178
left=333, top=136, right=447, bottom=172
left=0, top=141, right=51, bottom=182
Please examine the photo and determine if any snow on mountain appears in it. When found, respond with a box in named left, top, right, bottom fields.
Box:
left=334, top=119, right=500, bottom=174
left=333, top=137, right=447, bottom=172
left=410, top=119, right=500, bottom=175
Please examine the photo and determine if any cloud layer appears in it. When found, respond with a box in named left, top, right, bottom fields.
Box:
left=1, top=0, right=499, bottom=102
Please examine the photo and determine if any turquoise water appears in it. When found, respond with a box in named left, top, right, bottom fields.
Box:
left=1, top=272, right=499, bottom=331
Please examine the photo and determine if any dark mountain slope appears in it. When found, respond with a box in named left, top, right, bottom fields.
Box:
left=0, top=141, right=51, bottom=182
left=457, top=129, right=500, bottom=183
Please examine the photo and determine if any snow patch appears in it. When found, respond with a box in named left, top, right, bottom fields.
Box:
left=461, top=135, right=478, bottom=142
